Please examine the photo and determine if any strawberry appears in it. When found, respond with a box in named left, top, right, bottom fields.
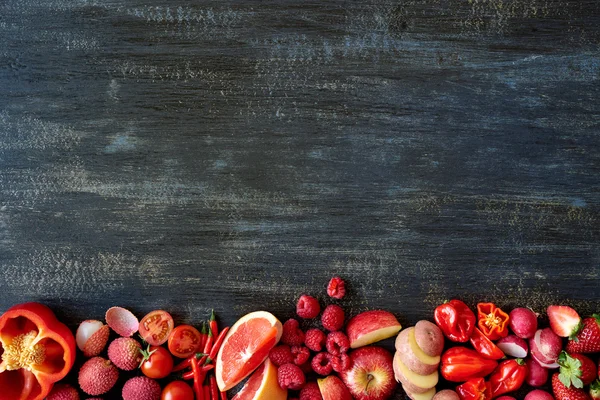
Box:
left=548, top=306, right=583, bottom=339
left=553, top=373, right=591, bottom=400
left=558, top=351, right=597, bottom=388
left=567, top=315, right=600, bottom=354
left=590, top=380, right=600, bottom=400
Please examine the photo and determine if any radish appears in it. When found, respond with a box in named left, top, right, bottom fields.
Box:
left=497, top=335, right=528, bottom=358
left=524, top=390, right=554, bottom=400
left=509, top=308, right=538, bottom=339
left=496, top=397, right=516, bottom=400
left=525, top=358, right=549, bottom=386
left=529, top=328, right=561, bottom=368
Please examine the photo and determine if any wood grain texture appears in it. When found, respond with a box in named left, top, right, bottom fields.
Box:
left=1, top=0, right=599, bottom=397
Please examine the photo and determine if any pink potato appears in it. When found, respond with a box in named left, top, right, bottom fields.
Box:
left=403, top=386, right=436, bottom=400
left=393, top=352, right=438, bottom=394
left=432, top=389, right=460, bottom=400
left=524, top=390, right=554, bottom=400
left=414, top=320, right=445, bottom=357
left=525, top=357, right=549, bottom=387
left=509, top=308, right=538, bottom=339
left=395, top=327, right=440, bottom=375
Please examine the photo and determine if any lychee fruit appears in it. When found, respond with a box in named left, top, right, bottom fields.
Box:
left=105, top=306, right=139, bottom=337
left=76, top=320, right=110, bottom=357
left=122, top=376, right=161, bottom=400
left=108, top=337, right=142, bottom=371
left=78, top=357, right=119, bottom=395
left=47, top=384, right=80, bottom=400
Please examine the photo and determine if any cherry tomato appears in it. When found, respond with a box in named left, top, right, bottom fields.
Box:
left=141, top=346, right=173, bottom=379
left=168, top=324, right=202, bottom=358
left=139, top=310, right=174, bottom=346
left=161, top=381, right=195, bottom=400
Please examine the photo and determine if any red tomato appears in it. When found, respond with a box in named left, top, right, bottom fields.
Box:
left=141, top=346, right=173, bottom=379
left=168, top=324, right=202, bottom=358
left=139, top=310, right=174, bottom=346
left=161, top=381, right=195, bottom=400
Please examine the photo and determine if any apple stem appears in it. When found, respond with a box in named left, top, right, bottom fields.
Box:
left=365, top=374, right=374, bottom=393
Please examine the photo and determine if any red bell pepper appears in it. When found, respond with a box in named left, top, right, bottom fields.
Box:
left=477, top=303, right=509, bottom=340
left=489, top=359, right=527, bottom=398
left=0, top=302, right=76, bottom=400
left=456, top=378, right=492, bottom=400
left=470, top=328, right=505, bottom=360
left=434, top=300, right=476, bottom=343
left=441, top=347, right=499, bottom=382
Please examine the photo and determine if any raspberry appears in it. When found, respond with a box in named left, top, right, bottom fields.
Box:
left=296, top=295, right=321, bottom=319
left=291, top=345, right=310, bottom=365
left=305, top=328, right=326, bottom=352
left=311, top=352, right=333, bottom=376
left=298, top=359, right=313, bottom=374
left=282, top=319, right=306, bottom=346
left=327, top=276, right=346, bottom=299
left=321, top=305, right=345, bottom=332
left=300, top=381, right=323, bottom=400
left=330, top=352, right=352, bottom=372
left=269, top=345, right=294, bottom=367
left=278, top=363, right=306, bottom=390
left=325, top=331, right=350, bottom=355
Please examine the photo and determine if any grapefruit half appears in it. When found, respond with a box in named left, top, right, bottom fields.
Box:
left=231, top=358, right=287, bottom=400
left=216, top=311, right=282, bottom=392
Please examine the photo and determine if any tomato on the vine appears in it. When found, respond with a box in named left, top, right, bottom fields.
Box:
left=161, top=380, right=195, bottom=400
left=168, top=324, right=202, bottom=358
left=139, top=310, right=174, bottom=346
left=140, top=345, right=173, bottom=379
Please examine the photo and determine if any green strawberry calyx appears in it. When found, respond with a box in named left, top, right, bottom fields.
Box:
left=590, top=379, right=600, bottom=399
left=558, top=351, right=584, bottom=389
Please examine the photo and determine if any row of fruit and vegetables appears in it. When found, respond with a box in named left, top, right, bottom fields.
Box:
left=0, top=276, right=599, bottom=400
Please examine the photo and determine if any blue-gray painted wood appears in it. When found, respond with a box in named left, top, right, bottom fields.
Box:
left=1, top=0, right=599, bottom=397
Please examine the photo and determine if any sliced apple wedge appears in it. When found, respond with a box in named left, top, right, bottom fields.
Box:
left=393, top=352, right=438, bottom=394
left=317, top=375, right=353, bottom=400
left=395, top=327, right=440, bottom=375
left=346, top=310, right=402, bottom=349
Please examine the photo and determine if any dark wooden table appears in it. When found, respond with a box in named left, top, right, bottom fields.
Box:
left=1, top=0, right=599, bottom=398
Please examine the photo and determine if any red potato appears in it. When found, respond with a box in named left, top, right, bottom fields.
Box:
left=393, top=352, right=439, bottom=394
left=524, top=390, right=554, bottom=400
left=395, top=327, right=440, bottom=375
left=497, top=335, right=528, bottom=358
left=404, top=386, right=436, bottom=400
left=432, top=389, right=460, bottom=400
left=526, top=357, right=549, bottom=387
left=510, top=308, right=538, bottom=339
left=414, top=320, right=445, bottom=357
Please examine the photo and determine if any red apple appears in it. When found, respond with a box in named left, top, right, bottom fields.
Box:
left=340, top=346, right=397, bottom=400
left=346, top=310, right=402, bottom=349
left=317, top=375, right=353, bottom=400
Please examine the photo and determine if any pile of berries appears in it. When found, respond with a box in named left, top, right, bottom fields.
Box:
left=269, top=276, right=349, bottom=399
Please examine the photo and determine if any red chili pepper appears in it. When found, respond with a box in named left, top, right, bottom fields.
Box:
left=203, top=328, right=214, bottom=356
left=434, top=299, right=476, bottom=342
left=456, top=378, right=492, bottom=400
left=208, top=326, right=230, bottom=363
left=489, top=359, right=527, bottom=398
left=470, top=328, right=505, bottom=360
left=441, top=347, right=499, bottom=382
left=199, top=322, right=208, bottom=351
left=210, top=374, right=219, bottom=400
left=477, top=303, right=510, bottom=340
left=209, top=310, right=219, bottom=339
left=220, top=391, right=227, bottom=400
left=0, top=302, right=76, bottom=400
left=172, top=352, right=208, bottom=372
left=204, top=384, right=210, bottom=400
left=182, top=364, right=214, bottom=380
left=191, top=355, right=204, bottom=400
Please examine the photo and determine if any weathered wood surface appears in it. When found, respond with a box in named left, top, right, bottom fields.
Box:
left=1, top=0, right=599, bottom=397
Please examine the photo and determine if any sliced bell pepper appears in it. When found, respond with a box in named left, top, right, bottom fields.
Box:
left=441, top=347, right=499, bottom=382
left=0, top=302, right=76, bottom=400
left=456, top=378, right=492, bottom=400
left=434, top=300, right=476, bottom=343
left=489, top=359, right=527, bottom=398
left=470, top=327, right=505, bottom=360
left=477, top=303, right=509, bottom=341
